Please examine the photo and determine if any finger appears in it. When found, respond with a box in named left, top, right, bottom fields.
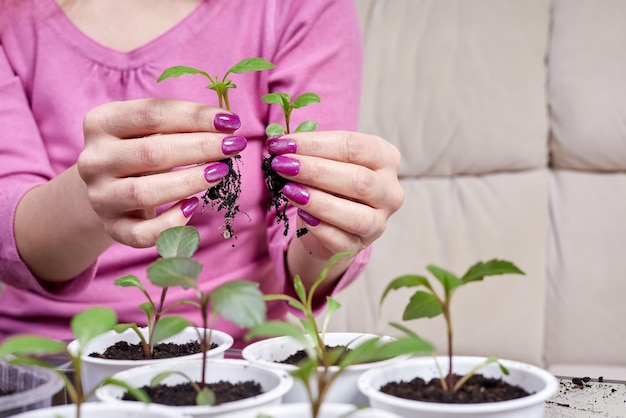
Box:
left=268, top=131, right=400, bottom=171
left=84, top=98, right=241, bottom=139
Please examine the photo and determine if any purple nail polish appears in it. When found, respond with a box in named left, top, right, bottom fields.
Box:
left=204, top=162, right=230, bottom=183
left=214, top=113, right=241, bottom=131
left=283, top=182, right=310, bottom=205
left=271, top=155, right=300, bottom=176
left=297, top=208, right=320, bottom=226
left=222, top=135, right=247, bottom=155
left=181, top=197, right=199, bottom=218
left=267, top=137, right=297, bottom=155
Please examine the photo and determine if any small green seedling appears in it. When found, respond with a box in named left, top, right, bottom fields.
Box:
left=157, top=58, right=275, bottom=242
left=138, top=225, right=267, bottom=405
left=261, top=92, right=321, bottom=237
left=247, top=252, right=433, bottom=418
left=0, top=307, right=148, bottom=418
left=380, top=259, right=525, bottom=392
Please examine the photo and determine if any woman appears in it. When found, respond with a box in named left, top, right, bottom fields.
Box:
left=0, top=0, right=403, bottom=345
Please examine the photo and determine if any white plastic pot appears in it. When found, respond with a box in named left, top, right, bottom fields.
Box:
left=0, top=360, right=64, bottom=418
left=7, top=402, right=187, bottom=418
left=67, top=326, right=233, bottom=397
left=241, top=332, right=405, bottom=405
left=357, top=356, right=559, bottom=418
left=213, top=402, right=404, bottom=417
left=95, top=358, right=293, bottom=418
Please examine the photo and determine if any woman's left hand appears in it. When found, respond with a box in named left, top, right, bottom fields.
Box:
left=267, top=131, right=404, bottom=262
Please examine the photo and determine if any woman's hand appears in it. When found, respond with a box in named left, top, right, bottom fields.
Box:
left=78, top=98, right=246, bottom=248
left=267, top=131, right=404, bottom=286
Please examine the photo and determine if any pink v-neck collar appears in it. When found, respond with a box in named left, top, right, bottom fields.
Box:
left=42, top=0, right=210, bottom=70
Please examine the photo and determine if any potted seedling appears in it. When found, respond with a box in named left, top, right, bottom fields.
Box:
left=261, top=92, right=321, bottom=238
left=67, top=226, right=234, bottom=397
left=0, top=307, right=183, bottom=418
left=95, top=226, right=294, bottom=417
left=357, top=259, right=559, bottom=418
left=157, top=58, right=275, bottom=242
left=242, top=252, right=433, bottom=417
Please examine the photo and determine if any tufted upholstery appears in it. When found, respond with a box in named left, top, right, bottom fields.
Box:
left=330, top=0, right=626, bottom=379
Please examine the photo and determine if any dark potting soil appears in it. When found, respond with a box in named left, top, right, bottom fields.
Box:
left=88, top=340, right=216, bottom=360
left=380, top=373, right=531, bottom=404
left=121, top=380, right=263, bottom=406
left=278, top=345, right=353, bottom=366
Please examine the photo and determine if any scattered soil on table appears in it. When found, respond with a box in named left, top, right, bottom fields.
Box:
left=380, top=373, right=531, bottom=404
left=277, top=345, right=353, bottom=366
left=88, top=340, right=215, bottom=360
left=122, top=380, right=263, bottom=406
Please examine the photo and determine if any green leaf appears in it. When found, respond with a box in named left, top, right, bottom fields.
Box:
left=147, top=257, right=202, bottom=289
left=292, top=93, right=321, bottom=108
left=263, top=293, right=306, bottom=312
left=139, top=302, right=155, bottom=319
left=114, top=275, right=145, bottom=291
left=151, top=316, right=190, bottom=345
left=156, top=226, right=200, bottom=259
left=7, top=357, right=56, bottom=369
left=461, top=259, right=525, bottom=283
left=227, top=57, right=274, bottom=74
left=71, top=307, right=117, bottom=348
left=427, top=265, right=463, bottom=293
left=368, top=336, right=434, bottom=361
left=150, top=370, right=193, bottom=387
left=245, top=321, right=307, bottom=344
left=262, top=93, right=290, bottom=108
left=100, top=377, right=150, bottom=403
left=0, top=336, right=66, bottom=358
left=157, top=66, right=211, bottom=83
left=389, top=321, right=420, bottom=338
left=293, top=276, right=307, bottom=304
left=337, top=337, right=381, bottom=367
left=113, top=323, right=137, bottom=334
left=294, top=120, right=318, bottom=133
left=210, top=281, right=267, bottom=328
left=402, top=291, right=442, bottom=321
left=196, top=387, right=216, bottom=406
left=380, top=274, right=431, bottom=305
left=290, top=357, right=316, bottom=383
left=265, top=123, right=285, bottom=137
left=320, top=297, right=341, bottom=335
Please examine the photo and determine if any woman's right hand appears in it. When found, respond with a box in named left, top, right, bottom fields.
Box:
left=77, top=98, right=246, bottom=248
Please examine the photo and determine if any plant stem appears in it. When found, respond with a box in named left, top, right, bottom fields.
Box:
left=443, top=303, right=455, bottom=391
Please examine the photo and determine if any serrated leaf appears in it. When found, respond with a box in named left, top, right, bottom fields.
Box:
left=210, top=281, right=266, bottom=328
left=71, top=307, right=117, bottom=347
left=295, top=120, right=318, bottom=133
left=156, top=226, right=200, bottom=259
left=292, top=93, right=321, bottom=108
left=147, top=257, right=202, bottom=289
left=157, top=66, right=211, bottom=83
left=0, top=336, right=66, bottom=358
left=403, top=291, right=442, bottom=321
left=461, top=259, right=525, bottom=283
left=380, top=274, right=431, bottom=305
left=228, top=57, right=274, bottom=74
left=427, top=265, right=463, bottom=293
left=265, top=123, right=285, bottom=137
left=152, top=316, right=190, bottom=345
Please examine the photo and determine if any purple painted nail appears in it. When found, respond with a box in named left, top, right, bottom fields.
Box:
left=271, top=155, right=300, bottom=176
left=180, top=197, right=199, bottom=218
left=214, top=113, right=241, bottom=131
left=283, top=182, right=310, bottom=205
left=297, top=208, right=320, bottom=226
left=267, top=137, right=297, bottom=155
left=222, top=135, right=247, bottom=155
left=204, top=162, right=230, bottom=183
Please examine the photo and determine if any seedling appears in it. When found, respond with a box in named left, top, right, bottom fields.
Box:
left=380, top=259, right=525, bottom=392
left=261, top=92, right=321, bottom=237
left=135, top=225, right=267, bottom=405
left=247, top=252, right=433, bottom=418
left=157, top=58, right=275, bottom=242
left=0, top=307, right=148, bottom=418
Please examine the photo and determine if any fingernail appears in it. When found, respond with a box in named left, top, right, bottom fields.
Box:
left=180, top=197, right=199, bottom=218
left=204, top=162, right=230, bottom=183
left=283, top=182, right=310, bottom=205
left=267, top=137, right=297, bottom=155
left=214, top=113, right=241, bottom=131
left=271, top=155, right=300, bottom=176
left=222, top=135, right=247, bottom=155
left=297, top=209, right=320, bottom=226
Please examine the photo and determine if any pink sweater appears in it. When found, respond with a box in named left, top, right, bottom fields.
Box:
left=0, top=0, right=367, bottom=345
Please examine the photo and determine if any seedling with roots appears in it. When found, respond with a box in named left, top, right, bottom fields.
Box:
left=380, top=259, right=525, bottom=392
left=157, top=58, right=274, bottom=242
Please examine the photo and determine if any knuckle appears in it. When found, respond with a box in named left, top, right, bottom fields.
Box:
left=353, top=209, right=381, bottom=238
left=124, top=224, right=156, bottom=248
left=139, top=101, right=165, bottom=131
left=136, top=139, right=167, bottom=171
left=343, top=131, right=366, bottom=164
left=351, top=167, right=376, bottom=200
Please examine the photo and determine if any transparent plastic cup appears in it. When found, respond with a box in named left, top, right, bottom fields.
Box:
left=0, top=360, right=64, bottom=417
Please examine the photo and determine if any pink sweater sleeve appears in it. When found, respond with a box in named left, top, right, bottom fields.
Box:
left=263, top=0, right=371, bottom=303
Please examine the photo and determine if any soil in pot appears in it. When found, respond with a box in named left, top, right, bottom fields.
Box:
left=277, top=345, right=353, bottom=366
left=88, top=340, right=216, bottom=360
left=380, top=373, right=530, bottom=404
left=121, top=380, right=263, bottom=406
